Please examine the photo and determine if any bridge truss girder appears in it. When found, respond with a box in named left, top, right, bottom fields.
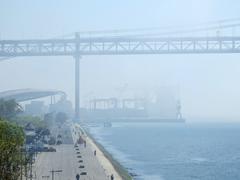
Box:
left=1, top=37, right=240, bottom=57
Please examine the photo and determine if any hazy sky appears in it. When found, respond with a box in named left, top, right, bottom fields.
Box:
left=1, top=0, right=240, bottom=120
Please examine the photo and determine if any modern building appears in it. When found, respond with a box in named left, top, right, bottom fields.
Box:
left=49, top=96, right=74, bottom=117
left=25, top=101, right=47, bottom=116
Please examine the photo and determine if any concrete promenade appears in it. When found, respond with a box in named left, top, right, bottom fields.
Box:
left=33, top=144, right=109, bottom=180
left=72, top=124, right=122, bottom=180
left=32, top=122, right=122, bottom=180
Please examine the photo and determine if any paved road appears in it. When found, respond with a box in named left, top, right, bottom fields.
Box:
left=33, top=120, right=110, bottom=180
left=50, top=121, right=73, bottom=144
left=33, top=144, right=109, bottom=180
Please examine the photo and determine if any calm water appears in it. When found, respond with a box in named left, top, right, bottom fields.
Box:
left=87, top=122, right=240, bottom=180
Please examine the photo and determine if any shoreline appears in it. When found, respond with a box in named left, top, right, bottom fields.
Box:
left=86, top=130, right=133, bottom=180
left=74, top=123, right=132, bottom=180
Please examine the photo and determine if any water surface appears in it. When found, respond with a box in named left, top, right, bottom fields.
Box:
left=88, top=122, right=240, bottom=180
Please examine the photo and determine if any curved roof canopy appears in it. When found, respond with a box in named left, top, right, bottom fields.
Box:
left=0, top=89, right=65, bottom=102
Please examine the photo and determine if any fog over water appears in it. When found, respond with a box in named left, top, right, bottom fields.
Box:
left=1, top=0, right=240, bottom=121
left=89, top=122, right=240, bottom=180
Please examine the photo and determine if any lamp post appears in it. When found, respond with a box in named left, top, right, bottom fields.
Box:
left=49, top=169, right=62, bottom=180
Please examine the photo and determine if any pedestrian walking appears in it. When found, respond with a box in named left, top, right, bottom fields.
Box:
left=76, top=173, right=80, bottom=180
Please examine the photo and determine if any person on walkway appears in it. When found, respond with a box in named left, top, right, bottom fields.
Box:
left=111, top=174, right=114, bottom=180
left=76, top=173, right=80, bottom=180
left=94, top=150, right=96, bottom=156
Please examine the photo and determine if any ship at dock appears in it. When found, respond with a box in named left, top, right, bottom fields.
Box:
left=80, top=92, right=185, bottom=123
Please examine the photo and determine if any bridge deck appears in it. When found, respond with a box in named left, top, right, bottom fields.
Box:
left=1, top=36, right=240, bottom=56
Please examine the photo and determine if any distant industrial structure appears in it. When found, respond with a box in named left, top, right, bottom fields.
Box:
left=81, top=95, right=184, bottom=123
left=0, top=88, right=183, bottom=122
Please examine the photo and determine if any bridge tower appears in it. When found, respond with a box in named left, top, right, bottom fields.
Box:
left=75, top=32, right=81, bottom=120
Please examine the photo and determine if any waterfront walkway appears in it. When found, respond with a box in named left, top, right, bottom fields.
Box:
left=32, top=122, right=122, bottom=180
left=33, top=144, right=109, bottom=180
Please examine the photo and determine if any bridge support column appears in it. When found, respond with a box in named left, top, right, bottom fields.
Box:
left=74, top=32, right=81, bottom=121
left=75, top=55, right=80, bottom=120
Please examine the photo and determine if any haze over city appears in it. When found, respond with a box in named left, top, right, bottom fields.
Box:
left=1, top=0, right=240, bottom=122
left=2, top=1, right=240, bottom=180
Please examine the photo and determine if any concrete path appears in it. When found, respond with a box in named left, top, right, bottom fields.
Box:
left=32, top=121, right=122, bottom=180
left=73, top=123, right=122, bottom=180
left=33, top=144, right=109, bottom=180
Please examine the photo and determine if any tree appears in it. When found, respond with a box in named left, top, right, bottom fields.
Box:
left=0, top=99, right=22, bottom=120
left=0, top=119, right=25, bottom=179
left=13, top=115, right=46, bottom=129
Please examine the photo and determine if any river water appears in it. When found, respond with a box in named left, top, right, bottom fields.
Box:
left=87, top=122, right=240, bottom=180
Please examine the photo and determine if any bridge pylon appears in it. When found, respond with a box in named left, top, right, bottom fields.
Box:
left=74, top=32, right=81, bottom=120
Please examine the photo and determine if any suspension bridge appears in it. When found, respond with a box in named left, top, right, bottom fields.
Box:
left=1, top=18, right=240, bottom=119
